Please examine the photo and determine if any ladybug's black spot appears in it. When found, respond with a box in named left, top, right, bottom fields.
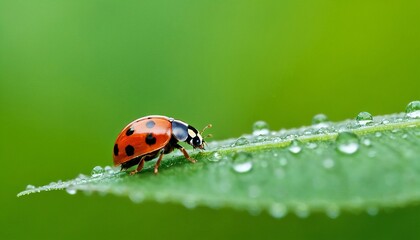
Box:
left=113, top=144, right=119, bottom=156
left=145, top=133, right=157, bottom=145
left=125, top=145, right=135, bottom=156
left=126, top=127, right=134, bottom=136
left=146, top=120, right=155, bottom=129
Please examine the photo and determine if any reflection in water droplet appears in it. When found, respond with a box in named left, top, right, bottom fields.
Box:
left=231, top=137, right=249, bottom=147
left=91, top=166, right=105, bottom=177
left=312, top=113, right=329, bottom=125
left=269, top=203, right=287, bottom=219
left=336, top=132, right=360, bottom=154
left=288, top=140, right=302, bottom=154
left=252, top=121, right=270, bottom=135
left=231, top=152, right=253, bottom=173
left=405, top=100, right=420, bottom=118
left=356, top=112, right=373, bottom=126
left=322, top=158, right=335, bottom=169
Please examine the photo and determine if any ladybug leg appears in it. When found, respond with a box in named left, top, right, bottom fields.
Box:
left=154, top=150, right=165, bottom=174
left=129, top=156, right=146, bottom=175
left=175, top=144, right=197, bottom=163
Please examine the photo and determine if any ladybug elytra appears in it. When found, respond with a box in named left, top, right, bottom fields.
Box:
left=113, top=115, right=211, bottom=175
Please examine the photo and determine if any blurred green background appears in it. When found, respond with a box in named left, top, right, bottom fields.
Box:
left=1, top=0, right=419, bottom=239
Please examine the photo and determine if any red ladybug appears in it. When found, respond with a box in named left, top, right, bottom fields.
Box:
left=113, top=115, right=211, bottom=175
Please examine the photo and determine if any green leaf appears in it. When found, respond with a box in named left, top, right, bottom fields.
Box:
left=18, top=112, right=420, bottom=218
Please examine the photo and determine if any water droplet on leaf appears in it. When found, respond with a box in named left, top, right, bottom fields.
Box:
left=231, top=152, right=253, bottom=173
left=91, top=166, right=105, bottom=177
left=406, top=100, right=420, bottom=118
left=209, top=152, right=222, bottom=162
left=26, top=185, right=36, bottom=190
left=269, top=203, right=288, bottom=219
left=312, top=113, right=329, bottom=125
left=336, top=132, right=360, bottom=154
left=288, top=140, right=302, bottom=154
left=252, top=121, right=270, bottom=135
left=231, top=137, right=249, bottom=147
left=322, top=158, right=335, bottom=169
left=356, top=112, right=373, bottom=126
left=66, top=187, right=77, bottom=195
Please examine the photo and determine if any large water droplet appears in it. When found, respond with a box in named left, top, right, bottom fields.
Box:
left=288, top=140, right=302, bottom=154
left=356, top=112, right=373, bottom=126
left=91, top=166, right=105, bottom=177
left=66, top=187, right=77, bottom=195
left=231, top=137, right=250, bottom=147
left=252, top=121, right=270, bottom=135
left=406, top=100, right=420, bottom=118
left=269, top=203, right=288, bottom=219
left=312, top=113, right=329, bottom=125
left=231, top=152, right=253, bottom=173
left=336, top=132, right=360, bottom=154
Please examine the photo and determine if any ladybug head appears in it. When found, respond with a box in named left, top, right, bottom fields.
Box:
left=172, top=120, right=212, bottom=150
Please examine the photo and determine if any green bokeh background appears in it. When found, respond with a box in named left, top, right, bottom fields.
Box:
left=1, top=1, right=419, bottom=239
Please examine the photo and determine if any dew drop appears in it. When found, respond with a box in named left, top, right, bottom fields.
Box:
left=306, top=142, right=317, bottom=149
left=312, top=113, right=329, bottom=125
left=405, top=100, right=420, bottom=118
left=325, top=205, right=340, bottom=219
left=269, top=203, right=288, bottom=219
left=362, top=138, right=372, bottom=146
left=366, top=207, right=379, bottom=216
left=209, top=152, right=222, bottom=162
left=288, top=140, right=302, bottom=154
left=322, top=158, right=335, bottom=169
left=248, top=185, right=261, bottom=198
left=26, top=185, right=36, bottom=190
left=375, top=132, right=382, bottom=138
left=104, top=166, right=115, bottom=174
left=252, top=121, right=270, bottom=135
left=182, top=196, right=198, bottom=209
left=231, top=152, right=253, bottom=173
left=66, top=187, right=77, bottom=195
left=128, top=192, right=145, bottom=203
left=279, top=157, right=288, bottom=166
left=381, top=119, right=390, bottom=124
left=356, top=112, right=373, bottom=126
left=231, top=137, right=249, bottom=147
left=336, top=132, right=360, bottom=154
left=91, top=166, right=105, bottom=177
left=294, top=204, right=310, bottom=218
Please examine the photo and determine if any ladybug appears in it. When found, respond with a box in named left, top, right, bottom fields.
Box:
left=113, top=115, right=211, bottom=175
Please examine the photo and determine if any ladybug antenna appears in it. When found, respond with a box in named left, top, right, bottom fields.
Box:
left=201, top=124, right=212, bottom=136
